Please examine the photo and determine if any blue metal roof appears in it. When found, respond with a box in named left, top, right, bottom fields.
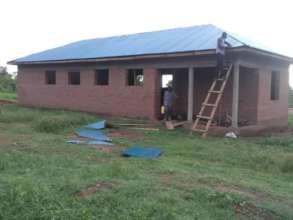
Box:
left=11, top=24, right=288, bottom=63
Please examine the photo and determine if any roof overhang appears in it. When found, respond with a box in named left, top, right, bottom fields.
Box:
left=8, top=46, right=293, bottom=65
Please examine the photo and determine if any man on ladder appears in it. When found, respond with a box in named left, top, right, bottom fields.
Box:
left=216, top=32, right=231, bottom=79
left=191, top=32, right=233, bottom=137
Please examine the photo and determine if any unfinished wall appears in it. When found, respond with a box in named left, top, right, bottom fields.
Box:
left=238, top=67, right=258, bottom=125
left=17, top=65, right=160, bottom=120
left=238, top=53, right=290, bottom=127
left=256, top=67, right=289, bottom=126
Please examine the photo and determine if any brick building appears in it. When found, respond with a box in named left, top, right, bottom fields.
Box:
left=9, top=25, right=293, bottom=128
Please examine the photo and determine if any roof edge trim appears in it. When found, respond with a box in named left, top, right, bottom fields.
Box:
left=8, top=47, right=293, bottom=65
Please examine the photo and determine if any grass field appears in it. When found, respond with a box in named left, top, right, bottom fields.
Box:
left=0, top=104, right=293, bottom=219
left=0, top=92, right=17, bottom=101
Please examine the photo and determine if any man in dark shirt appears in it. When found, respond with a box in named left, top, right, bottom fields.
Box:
left=163, top=86, right=175, bottom=121
left=216, top=32, right=231, bottom=78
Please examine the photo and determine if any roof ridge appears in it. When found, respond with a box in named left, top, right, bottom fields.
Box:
left=82, top=24, right=213, bottom=41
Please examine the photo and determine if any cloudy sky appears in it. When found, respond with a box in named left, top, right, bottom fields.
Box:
left=1, top=0, right=292, bottom=84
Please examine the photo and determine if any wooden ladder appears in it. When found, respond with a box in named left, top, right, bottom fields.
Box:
left=191, top=64, right=233, bottom=138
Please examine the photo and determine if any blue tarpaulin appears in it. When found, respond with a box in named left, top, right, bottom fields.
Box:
left=67, top=140, right=113, bottom=145
left=75, top=130, right=111, bottom=142
left=122, top=147, right=162, bottom=158
left=68, top=120, right=113, bottom=146
left=85, top=120, right=106, bottom=130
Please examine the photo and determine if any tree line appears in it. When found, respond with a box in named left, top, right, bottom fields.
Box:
left=0, top=66, right=16, bottom=93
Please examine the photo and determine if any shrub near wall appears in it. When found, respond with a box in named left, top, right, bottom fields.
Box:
left=0, top=74, right=16, bottom=93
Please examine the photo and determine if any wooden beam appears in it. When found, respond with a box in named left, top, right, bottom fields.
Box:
left=232, top=61, right=240, bottom=128
left=187, top=67, right=194, bottom=121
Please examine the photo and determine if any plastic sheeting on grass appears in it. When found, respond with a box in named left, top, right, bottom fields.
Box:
left=67, top=140, right=113, bottom=145
left=122, top=146, right=162, bottom=158
left=67, top=120, right=113, bottom=146
left=85, top=120, right=106, bottom=130
left=75, top=130, right=111, bottom=142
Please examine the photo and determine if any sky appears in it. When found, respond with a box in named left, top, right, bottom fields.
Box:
left=1, top=0, right=293, bottom=85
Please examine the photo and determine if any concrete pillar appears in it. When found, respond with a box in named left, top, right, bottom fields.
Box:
left=187, top=67, right=194, bottom=121
left=232, top=61, right=240, bottom=128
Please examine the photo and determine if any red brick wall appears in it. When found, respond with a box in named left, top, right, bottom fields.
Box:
left=256, top=67, right=289, bottom=126
left=238, top=67, right=258, bottom=124
left=16, top=57, right=290, bottom=127
left=17, top=66, right=160, bottom=120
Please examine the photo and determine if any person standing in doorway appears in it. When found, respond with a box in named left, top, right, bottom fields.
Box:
left=216, top=32, right=231, bottom=79
left=163, top=85, right=175, bottom=121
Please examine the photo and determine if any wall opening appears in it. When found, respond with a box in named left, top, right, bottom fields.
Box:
left=95, top=69, right=109, bottom=85
left=68, top=71, right=80, bottom=85
left=45, top=70, right=56, bottom=85
left=158, top=68, right=188, bottom=120
left=127, top=69, right=144, bottom=86
left=162, top=74, right=173, bottom=88
left=270, top=71, right=280, bottom=100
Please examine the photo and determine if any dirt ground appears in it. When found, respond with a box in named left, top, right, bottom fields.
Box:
left=0, top=99, right=16, bottom=105
left=0, top=134, right=12, bottom=146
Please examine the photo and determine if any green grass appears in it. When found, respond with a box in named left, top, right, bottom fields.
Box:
left=0, top=92, right=17, bottom=101
left=0, top=105, right=293, bottom=219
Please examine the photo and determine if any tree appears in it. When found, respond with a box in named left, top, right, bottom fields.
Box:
left=0, top=66, right=8, bottom=75
left=0, top=66, right=16, bottom=93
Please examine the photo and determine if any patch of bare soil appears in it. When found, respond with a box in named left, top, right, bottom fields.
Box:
left=160, top=174, right=174, bottom=187
left=108, top=129, right=144, bottom=140
left=77, top=181, right=114, bottom=198
left=234, top=202, right=281, bottom=220
left=0, top=134, right=12, bottom=146
left=0, top=100, right=16, bottom=105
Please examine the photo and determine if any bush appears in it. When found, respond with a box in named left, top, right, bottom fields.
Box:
left=0, top=74, right=16, bottom=93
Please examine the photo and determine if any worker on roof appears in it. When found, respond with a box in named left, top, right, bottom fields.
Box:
left=216, top=32, right=231, bottom=79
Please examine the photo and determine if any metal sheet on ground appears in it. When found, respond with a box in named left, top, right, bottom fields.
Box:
left=75, top=130, right=111, bottom=142
left=122, top=147, right=162, bottom=158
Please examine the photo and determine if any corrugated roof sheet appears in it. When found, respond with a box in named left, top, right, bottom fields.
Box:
left=11, top=24, right=286, bottom=63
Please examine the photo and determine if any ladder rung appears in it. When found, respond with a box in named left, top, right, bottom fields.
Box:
left=197, top=115, right=212, bottom=120
left=203, top=103, right=217, bottom=107
left=208, top=90, right=222, bottom=94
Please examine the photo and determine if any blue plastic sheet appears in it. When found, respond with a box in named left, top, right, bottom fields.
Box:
left=122, top=147, right=162, bottom=158
left=85, top=120, right=106, bottom=130
left=75, top=130, right=111, bottom=142
left=67, top=140, right=113, bottom=145
left=87, top=140, right=113, bottom=145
